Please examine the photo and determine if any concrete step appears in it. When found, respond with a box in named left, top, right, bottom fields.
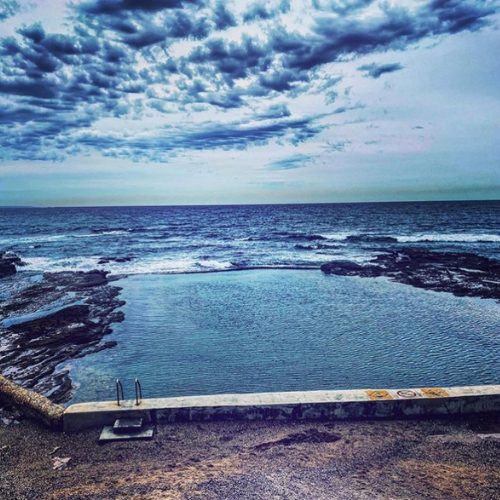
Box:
left=99, top=424, right=154, bottom=443
left=99, top=417, right=154, bottom=443
left=113, top=417, right=143, bottom=434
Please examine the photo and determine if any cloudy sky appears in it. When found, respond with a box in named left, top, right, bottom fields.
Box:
left=0, top=0, right=499, bottom=206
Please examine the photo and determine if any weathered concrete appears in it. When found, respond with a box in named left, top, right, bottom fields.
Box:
left=0, top=374, right=64, bottom=429
left=63, top=384, right=500, bottom=432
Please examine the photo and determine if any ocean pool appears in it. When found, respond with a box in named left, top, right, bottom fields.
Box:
left=64, top=270, right=500, bottom=404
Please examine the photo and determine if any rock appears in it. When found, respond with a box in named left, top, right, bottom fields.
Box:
left=344, top=235, right=398, bottom=244
left=0, top=260, right=16, bottom=278
left=44, top=270, right=109, bottom=289
left=321, top=248, right=500, bottom=301
left=0, top=251, right=24, bottom=278
left=320, top=261, right=367, bottom=275
left=52, top=457, right=71, bottom=470
left=0, top=266, right=127, bottom=404
left=98, top=256, right=133, bottom=265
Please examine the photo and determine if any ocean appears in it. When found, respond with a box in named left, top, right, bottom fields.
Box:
left=2, top=201, right=500, bottom=274
left=1, top=200, right=500, bottom=403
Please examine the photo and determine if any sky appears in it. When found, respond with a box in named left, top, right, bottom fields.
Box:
left=0, top=0, right=499, bottom=207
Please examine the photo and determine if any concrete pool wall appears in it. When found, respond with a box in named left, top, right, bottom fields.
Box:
left=64, top=384, right=500, bottom=432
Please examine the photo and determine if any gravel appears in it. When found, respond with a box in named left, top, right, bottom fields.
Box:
left=2, top=410, right=500, bottom=499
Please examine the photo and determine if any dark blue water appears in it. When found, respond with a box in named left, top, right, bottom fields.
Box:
left=1, top=201, right=500, bottom=402
left=1, top=201, right=500, bottom=274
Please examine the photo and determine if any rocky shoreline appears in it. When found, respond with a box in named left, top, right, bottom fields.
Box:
left=0, top=252, right=125, bottom=404
left=321, top=247, right=500, bottom=301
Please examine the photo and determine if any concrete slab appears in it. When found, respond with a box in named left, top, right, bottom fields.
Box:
left=99, top=425, right=154, bottom=443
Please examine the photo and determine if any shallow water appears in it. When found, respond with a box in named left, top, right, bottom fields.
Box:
left=65, top=270, right=500, bottom=404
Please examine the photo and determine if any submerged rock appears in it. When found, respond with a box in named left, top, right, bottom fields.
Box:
left=0, top=259, right=126, bottom=404
left=321, top=248, right=500, bottom=301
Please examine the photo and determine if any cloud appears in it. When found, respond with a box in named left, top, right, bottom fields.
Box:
left=268, top=153, right=315, bottom=170
left=212, top=1, right=237, bottom=30
left=257, top=103, right=291, bottom=120
left=324, top=139, right=351, bottom=152
left=0, top=0, right=498, bottom=165
left=0, top=0, right=21, bottom=22
left=78, top=0, right=203, bottom=15
left=358, top=62, right=403, bottom=78
left=272, top=0, right=497, bottom=72
left=332, top=103, right=365, bottom=114
left=77, top=0, right=212, bottom=49
left=243, top=2, right=273, bottom=22
left=0, top=107, right=325, bottom=163
left=312, top=0, right=376, bottom=15
left=188, top=35, right=270, bottom=82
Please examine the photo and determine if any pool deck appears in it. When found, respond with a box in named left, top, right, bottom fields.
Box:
left=63, top=384, right=500, bottom=432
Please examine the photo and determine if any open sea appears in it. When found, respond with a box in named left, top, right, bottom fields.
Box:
left=2, top=200, right=500, bottom=403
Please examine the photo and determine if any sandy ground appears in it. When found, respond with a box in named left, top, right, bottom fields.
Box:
left=2, top=412, right=500, bottom=500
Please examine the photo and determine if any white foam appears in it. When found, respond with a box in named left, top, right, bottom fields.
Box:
left=399, top=233, right=500, bottom=243
left=0, top=234, right=68, bottom=245
left=22, top=256, right=102, bottom=272
left=72, top=230, right=130, bottom=238
left=121, top=258, right=234, bottom=274
left=318, top=233, right=351, bottom=241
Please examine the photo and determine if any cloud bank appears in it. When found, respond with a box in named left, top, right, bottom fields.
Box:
left=0, top=0, right=498, bottom=164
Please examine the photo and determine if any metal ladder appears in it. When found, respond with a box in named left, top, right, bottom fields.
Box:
left=115, top=378, right=143, bottom=406
left=99, top=378, right=152, bottom=442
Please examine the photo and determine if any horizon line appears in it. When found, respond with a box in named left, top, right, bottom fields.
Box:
left=1, top=198, right=500, bottom=210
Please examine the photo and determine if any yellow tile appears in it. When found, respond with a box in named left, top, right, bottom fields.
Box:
left=421, top=388, right=450, bottom=398
left=366, top=390, right=393, bottom=400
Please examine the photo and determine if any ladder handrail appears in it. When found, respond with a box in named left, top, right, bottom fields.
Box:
left=116, top=378, right=124, bottom=406
left=135, top=378, right=142, bottom=406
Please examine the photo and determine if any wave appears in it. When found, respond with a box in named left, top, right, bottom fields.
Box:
left=241, top=232, right=349, bottom=242
left=21, top=255, right=237, bottom=275
left=286, top=233, right=328, bottom=241
left=0, top=234, right=69, bottom=246
left=338, top=232, right=500, bottom=245
left=90, top=226, right=162, bottom=235
left=73, top=230, right=130, bottom=238
left=21, top=256, right=103, bottom=272
left=295, top=243, right=342, bottom=251
left=399, top=233, right=500, bottom=243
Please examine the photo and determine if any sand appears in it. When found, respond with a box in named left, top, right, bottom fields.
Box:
left=2, top=411, right=500, bottom=499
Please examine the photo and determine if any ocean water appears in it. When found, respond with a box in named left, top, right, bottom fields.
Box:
left=2, top=201, right=500, bottom=274
left=1, top=201, right=500, bottom=402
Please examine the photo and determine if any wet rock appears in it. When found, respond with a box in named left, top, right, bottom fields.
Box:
left=0, top=260, right=126, bottom=404
left=97, top=256, right=133, bottom=265
left=321, top=248, right=500, bottom=301
left=344, top=235, right=398, bottom=244
left=44, top=269, right=109, bottom=289
left=320, top=260, right=371, bottom=275
left=0, top=261, right=16, bottom=278
left=0, top=252, right=24, bottom=278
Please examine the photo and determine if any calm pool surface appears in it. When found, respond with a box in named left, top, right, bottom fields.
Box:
left=64, top=270, right=500, bottom=404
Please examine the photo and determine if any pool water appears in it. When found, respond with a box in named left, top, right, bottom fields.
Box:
left=64, top=270, right=500, bottom=404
